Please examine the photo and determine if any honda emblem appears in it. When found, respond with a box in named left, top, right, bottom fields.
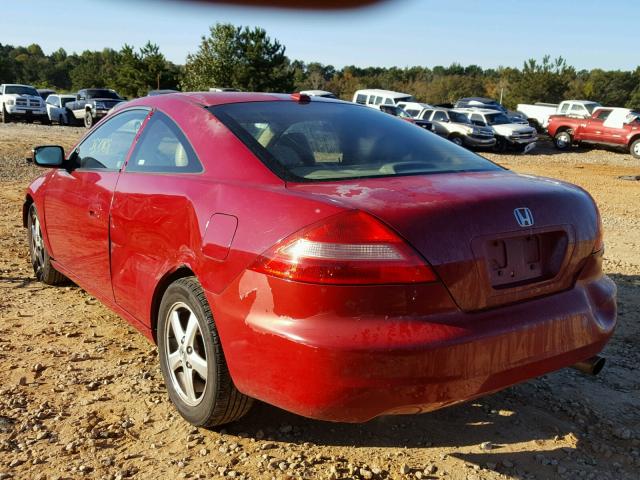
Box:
left=514, top=207, right=534, bottom=227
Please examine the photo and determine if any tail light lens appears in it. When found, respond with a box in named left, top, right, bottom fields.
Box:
left=250, top=210, right=437, bottom=285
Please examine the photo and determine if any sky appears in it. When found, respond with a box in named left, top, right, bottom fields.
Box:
left=2, top=0, right=638, bottom=71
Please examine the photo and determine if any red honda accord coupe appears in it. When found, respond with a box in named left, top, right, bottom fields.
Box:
left=25, top=93, right=616, bottom=427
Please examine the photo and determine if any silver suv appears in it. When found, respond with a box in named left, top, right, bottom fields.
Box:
left=418, top=108, right=496, bottom=149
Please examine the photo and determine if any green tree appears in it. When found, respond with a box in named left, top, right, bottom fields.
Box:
left=181, top=23, right=294, bottom=92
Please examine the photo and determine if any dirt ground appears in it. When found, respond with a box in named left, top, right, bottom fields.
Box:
left=0, top=123, right=639, bottom=480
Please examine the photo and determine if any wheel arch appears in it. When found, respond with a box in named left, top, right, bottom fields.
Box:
left=150, top=265, right=197, bottom=344
left=628, top=134, right=640, bottom=146
left=23, top=194, right=34, bottom=228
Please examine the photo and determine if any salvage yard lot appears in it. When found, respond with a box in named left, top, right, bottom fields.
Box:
left=0, top=123, right=639, bottom=480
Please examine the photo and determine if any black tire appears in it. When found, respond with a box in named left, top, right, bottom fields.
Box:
left=630, top=138, right=640, bottom=159
left=27, top=204, right=67, bottom=285
left=65, top=109, right=76, bottom=126
left=449, top=135, right=464, bottom=147
left=84, top=111, right=94, bottom=128
left=554, top=130, right=572, bottom=150
left=1, top=105, right=10, bottom=123
left=158, top=277, right=253, bottom=427
left=41, top=116, right=51, bottom=125
left=492, top=137, right=507, bottom=153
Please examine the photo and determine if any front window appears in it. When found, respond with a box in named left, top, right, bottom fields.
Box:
left=5, top=85, right=39, bottom=96
left=449, top=111, right=471, bottom=124
left=585, top=103, right=599, bottom=113
left=211, top=102, right=502, bottom=182
left=85, top=89, right=121, bottom=100
left=485, top=113, right=511, bottom=125
left=61, top=97, right=75, bottom=107
left=72, top=109, right=148, bottom=170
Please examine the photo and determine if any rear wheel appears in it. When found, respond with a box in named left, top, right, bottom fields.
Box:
left=630, top=139, right=640, bottom=159
left=554, top=130, right=572, bottom=150
left=84, top=111, right=93, bottom=128
left=158, top=277, right=253, bottom=427
left=27, top=204, right=67, bottom=285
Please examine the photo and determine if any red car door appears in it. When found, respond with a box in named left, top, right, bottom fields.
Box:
left=43, top=109, right=150, bottom=300
left=110, top=110, right=206, bottom=324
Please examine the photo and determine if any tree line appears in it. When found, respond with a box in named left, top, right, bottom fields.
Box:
left=1, top=23, right=639, bottom=109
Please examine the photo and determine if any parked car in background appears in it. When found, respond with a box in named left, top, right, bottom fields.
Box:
left=299, top=90, right=337, bottom=98
left=37, top=89, right=56, bottom=101
left=353, top=89, right=414, bottom=108
left=148, top=89, right=179, bottom=96
left=455, top=97, right=527, bottom=124
left=548, top=107, right=640, bottom=158
left=517, top=100, right=601, bottom=130
left=25, top=92, right=614, bottom=427
left=376, top=104, right=433, bottom=131
left=0, top=84, right=48, bottom=124
left=456, top=108, right=537, bottom=152
left=66, top=88, right=125, bottom=128
left=209, top=87, right=241, bottom=92
left=45, top=94, right=76, bottom=125
left=396, top=101, right=433, bottom=117
left=419, top=107, right=496, bottom=149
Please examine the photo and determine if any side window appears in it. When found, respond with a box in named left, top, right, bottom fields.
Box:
left=46, top=96, right=58, bottom=106
left=559, top=103, right=570, bottom=114
left=432, top=111, right=448, bottom=122
left=570, top=104, right=585, bottom=114
left=420, top=109, right=433, bottom=120
left=127, top=111, right=203, bottom=173
left=74, top=109, right=148, bottom=170
left=384, top=98, right=394, bottom=105
left=597, top=110, right=612, bottom=120
left=355, top=94, right=367, bottom=105
left=405, top=109, right=420, bottom=117
left=374, top=96, right=383, bottom=105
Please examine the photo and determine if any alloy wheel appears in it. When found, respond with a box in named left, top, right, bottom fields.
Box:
left=164, top=302, right=209, bottom=406
left=30, top=209, right=45, bottom=276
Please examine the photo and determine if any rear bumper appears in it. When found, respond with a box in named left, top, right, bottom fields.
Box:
left=208, top=270, right=616, bottom=423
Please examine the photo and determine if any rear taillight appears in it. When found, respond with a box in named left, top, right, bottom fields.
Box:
left=250, top=210, right=437, bottom=285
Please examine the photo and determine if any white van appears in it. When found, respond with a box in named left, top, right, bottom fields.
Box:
left=352, top=89, right=415, bottom=109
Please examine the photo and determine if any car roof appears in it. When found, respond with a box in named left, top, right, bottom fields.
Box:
left=454, top=107, right=501, bottom=115
left=562, top=99, right=600, bottom=105
left=458, top=97, right=498, bottom=103
left=119, top=91, right=346, bottom=110
left=354, top=89, right=412, bottom=98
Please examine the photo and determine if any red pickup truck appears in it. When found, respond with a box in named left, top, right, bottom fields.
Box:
left=548, top=107, right=640, bottom=158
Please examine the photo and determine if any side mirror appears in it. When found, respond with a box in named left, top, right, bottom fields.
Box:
left=32, top=146, right=65, bottom=167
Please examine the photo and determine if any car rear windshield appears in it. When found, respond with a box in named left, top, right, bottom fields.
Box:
left=86, top=89, right=121, bottom=99
left=210, top=101, right=502, bottom=182
left=5, top=85, right=38, bottom=96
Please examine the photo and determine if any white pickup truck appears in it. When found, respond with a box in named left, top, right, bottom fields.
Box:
left=1, top=84, right=49, bottom=124
left=517, top=100, right=601, bottom=130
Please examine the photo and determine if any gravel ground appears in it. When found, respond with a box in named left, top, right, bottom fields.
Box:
left=0, top=123, right=639, bottom=480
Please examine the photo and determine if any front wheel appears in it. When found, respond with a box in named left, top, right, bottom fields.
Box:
left=158, top=277, right=253, bottom=427
left=1, top=105, right=11, bottom=123
left=27, top=204, right=67, bottom=285
left=449, top=135, right=464, bottom=147
left=554, top=131, right=572, bottom=150
left=630, top=139, right=640, bottom=159
left=84, top=111, right=94, bottom=128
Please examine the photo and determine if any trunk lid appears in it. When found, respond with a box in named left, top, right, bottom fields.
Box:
left=287, top=171, right=599, bottom=311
